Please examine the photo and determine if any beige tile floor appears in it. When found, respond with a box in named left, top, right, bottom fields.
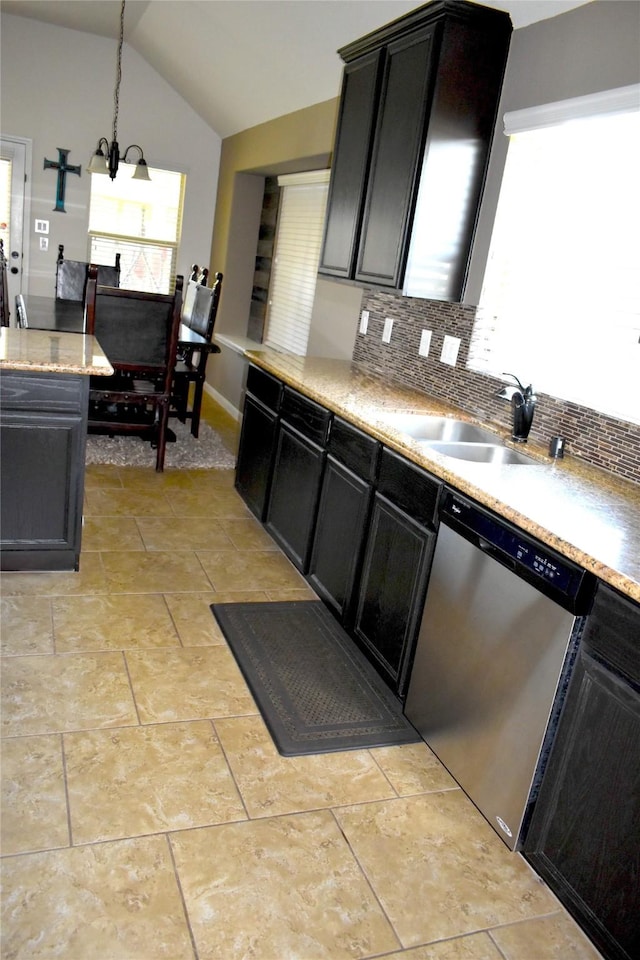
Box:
left=1, top=397, right=602, bottom=960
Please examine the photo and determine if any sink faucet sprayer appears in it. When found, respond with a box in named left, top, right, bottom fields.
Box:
left=497, top=374, right=536, bottom=443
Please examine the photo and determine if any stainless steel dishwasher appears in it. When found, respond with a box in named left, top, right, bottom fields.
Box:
left=404, top=488, right=596, bottom=850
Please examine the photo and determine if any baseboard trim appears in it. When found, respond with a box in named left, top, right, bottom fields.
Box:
left=204, top=382, right=241, bottom=422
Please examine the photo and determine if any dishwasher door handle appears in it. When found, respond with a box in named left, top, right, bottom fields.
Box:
left=477, top=536, right=517, bottom=572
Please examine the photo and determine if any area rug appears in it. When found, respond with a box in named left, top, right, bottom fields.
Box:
left=85, top=420, right=236, bottom=469
left=211, top=600, right=420, bottom=756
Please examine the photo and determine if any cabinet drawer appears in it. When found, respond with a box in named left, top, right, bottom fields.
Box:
left=281, top=387, right=331, bottom=445
left=582, top=583, right=639, bottom=685
left=377, top=447, right=440, bottom=528
left=0, top=371, right=85, bottom=414
left=246, top=364, right=282, bottom=412
left=328, top=417, right=380, bottom=481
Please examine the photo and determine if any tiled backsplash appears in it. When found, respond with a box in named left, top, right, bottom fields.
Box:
left=352, top=289, right=640, bottom=486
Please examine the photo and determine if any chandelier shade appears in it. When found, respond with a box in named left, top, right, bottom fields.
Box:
left=88, top=0, right=150, bottom=181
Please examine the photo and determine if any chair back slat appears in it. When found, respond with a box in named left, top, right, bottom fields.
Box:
left=56, top=245, right=120, bottom=302
left=56, top=260, right=87, bottom=301
left=92, top=289, right=176, bottom=370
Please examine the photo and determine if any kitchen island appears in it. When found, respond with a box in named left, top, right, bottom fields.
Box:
left=0, top=327, right=112, bottom=571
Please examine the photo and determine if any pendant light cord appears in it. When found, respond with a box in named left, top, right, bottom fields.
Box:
left=112, top=0, right=125, bottom=145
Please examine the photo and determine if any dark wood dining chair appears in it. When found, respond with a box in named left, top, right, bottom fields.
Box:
left=84, top=266, right=184, bottom=471
left=55, top=244, right=121, bottom=302
left=171, top=271, right=223, bottom=438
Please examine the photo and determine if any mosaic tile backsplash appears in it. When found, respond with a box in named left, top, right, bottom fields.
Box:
left=352, top=289, right=640, bottom=486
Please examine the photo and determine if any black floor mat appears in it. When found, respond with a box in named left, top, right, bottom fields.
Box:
left=211, top=600, right=420, bottom=756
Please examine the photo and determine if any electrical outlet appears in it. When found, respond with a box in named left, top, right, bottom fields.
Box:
left=419, top=329, right=432, bottom=357
left=440, top=335, right=461, bottom=366
left=39, top=236, right=49, bottom=251
left=382, top=317, right=394, bottom=344
left=359, top=310, right=369, bottom=335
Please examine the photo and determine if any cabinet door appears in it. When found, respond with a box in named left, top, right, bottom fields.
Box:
left=308, top=456, right=372, bottom=623
left=524, top=585, right=640, bottom=960
left=235, top=394, right=279, bottom=521
left=355, top=494, right=435, bottom=696
left=266, top=422, right=325, bottom=573
left=0, top=412, right=85, bottom=570
left=355, top=24, right=438, bottom=287
left=318, top=50, right=382, bottom=278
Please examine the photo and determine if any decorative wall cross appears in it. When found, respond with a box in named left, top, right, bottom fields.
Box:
left=43, top=148, right=81, bottom=213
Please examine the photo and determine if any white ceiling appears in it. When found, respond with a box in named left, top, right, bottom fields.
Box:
left=2, top=1, right=592, bottom=137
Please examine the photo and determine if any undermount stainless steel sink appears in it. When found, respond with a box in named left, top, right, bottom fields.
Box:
left=377, top=412, right=541, bottom=465
left=377, top=413, right=499, bottom=444
left=423, top=442, right=538, bottom=466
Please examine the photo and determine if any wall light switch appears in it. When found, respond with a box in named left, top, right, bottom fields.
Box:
left=419, top=329, right=432, bottom=357
left=35, top=219, right=49, bottom=234
left=440, top=335, right=461, bottom=366
left=359, top=310, right=369, bottom=335
left=382, top=317, right=394, bottom=344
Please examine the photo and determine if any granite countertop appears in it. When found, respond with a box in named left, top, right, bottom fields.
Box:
left=0, top=328, right=113, bottom=376
left=246, top=349, right=640, bottom=604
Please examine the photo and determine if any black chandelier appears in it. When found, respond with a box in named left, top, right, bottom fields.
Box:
left=88, top=0, right=150, bottom=181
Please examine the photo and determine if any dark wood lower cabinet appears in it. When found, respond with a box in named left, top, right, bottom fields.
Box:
left=308, top=417, right=380, bottom=625
left=236, top=375, right=441, bottom=700
left=0, top=370, right=89, bottom=571
left=354, top=493, right=435, bottom=697
left=524, top=583, right=640, bottom=960
left=265, top=422, right=326, bottom=573
left=264, top=387, right=331, bottom=573
left=308, top=455, right=372, bottom=622
left=351, top=447, right=440, bottom=697
left=235, top=364, right=282, bottom=521
left=235, top=393, right=279, bottom=521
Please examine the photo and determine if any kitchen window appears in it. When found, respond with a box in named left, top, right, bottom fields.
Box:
left=88, top=165, right=185, bottom=294
left=263, top=170, right=329, bottom=356
left=469, top=84, right=640, bottom=424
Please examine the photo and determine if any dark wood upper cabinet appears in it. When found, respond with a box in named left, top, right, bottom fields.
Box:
left=355, top=26, right=437, bottom=287
left=319, top=51, right=382, bottom=279
left=318, top=0, right=512, bottom=301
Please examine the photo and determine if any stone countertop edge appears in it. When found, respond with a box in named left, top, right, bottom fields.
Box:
left=245, top=349, right=640, bottom=604
left=0, top=328, right=114, bottom=377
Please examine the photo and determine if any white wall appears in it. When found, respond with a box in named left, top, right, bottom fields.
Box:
left=0, top=13, right=221, bottom=296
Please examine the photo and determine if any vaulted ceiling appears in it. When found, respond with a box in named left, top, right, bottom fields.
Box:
left=2, top=1, right=592, bottom=137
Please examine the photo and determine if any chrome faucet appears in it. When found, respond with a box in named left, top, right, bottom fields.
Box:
left=497, top=374, right=536, bottom=443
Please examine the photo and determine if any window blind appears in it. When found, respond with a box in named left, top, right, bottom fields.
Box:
left=264, top=170, right=330, bottom=356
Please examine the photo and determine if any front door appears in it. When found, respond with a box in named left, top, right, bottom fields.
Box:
left=1, top=137, right=29, bottom=312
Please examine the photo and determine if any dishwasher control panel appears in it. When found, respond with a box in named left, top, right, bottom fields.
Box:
left=442, top=490, right=596, bottom=614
